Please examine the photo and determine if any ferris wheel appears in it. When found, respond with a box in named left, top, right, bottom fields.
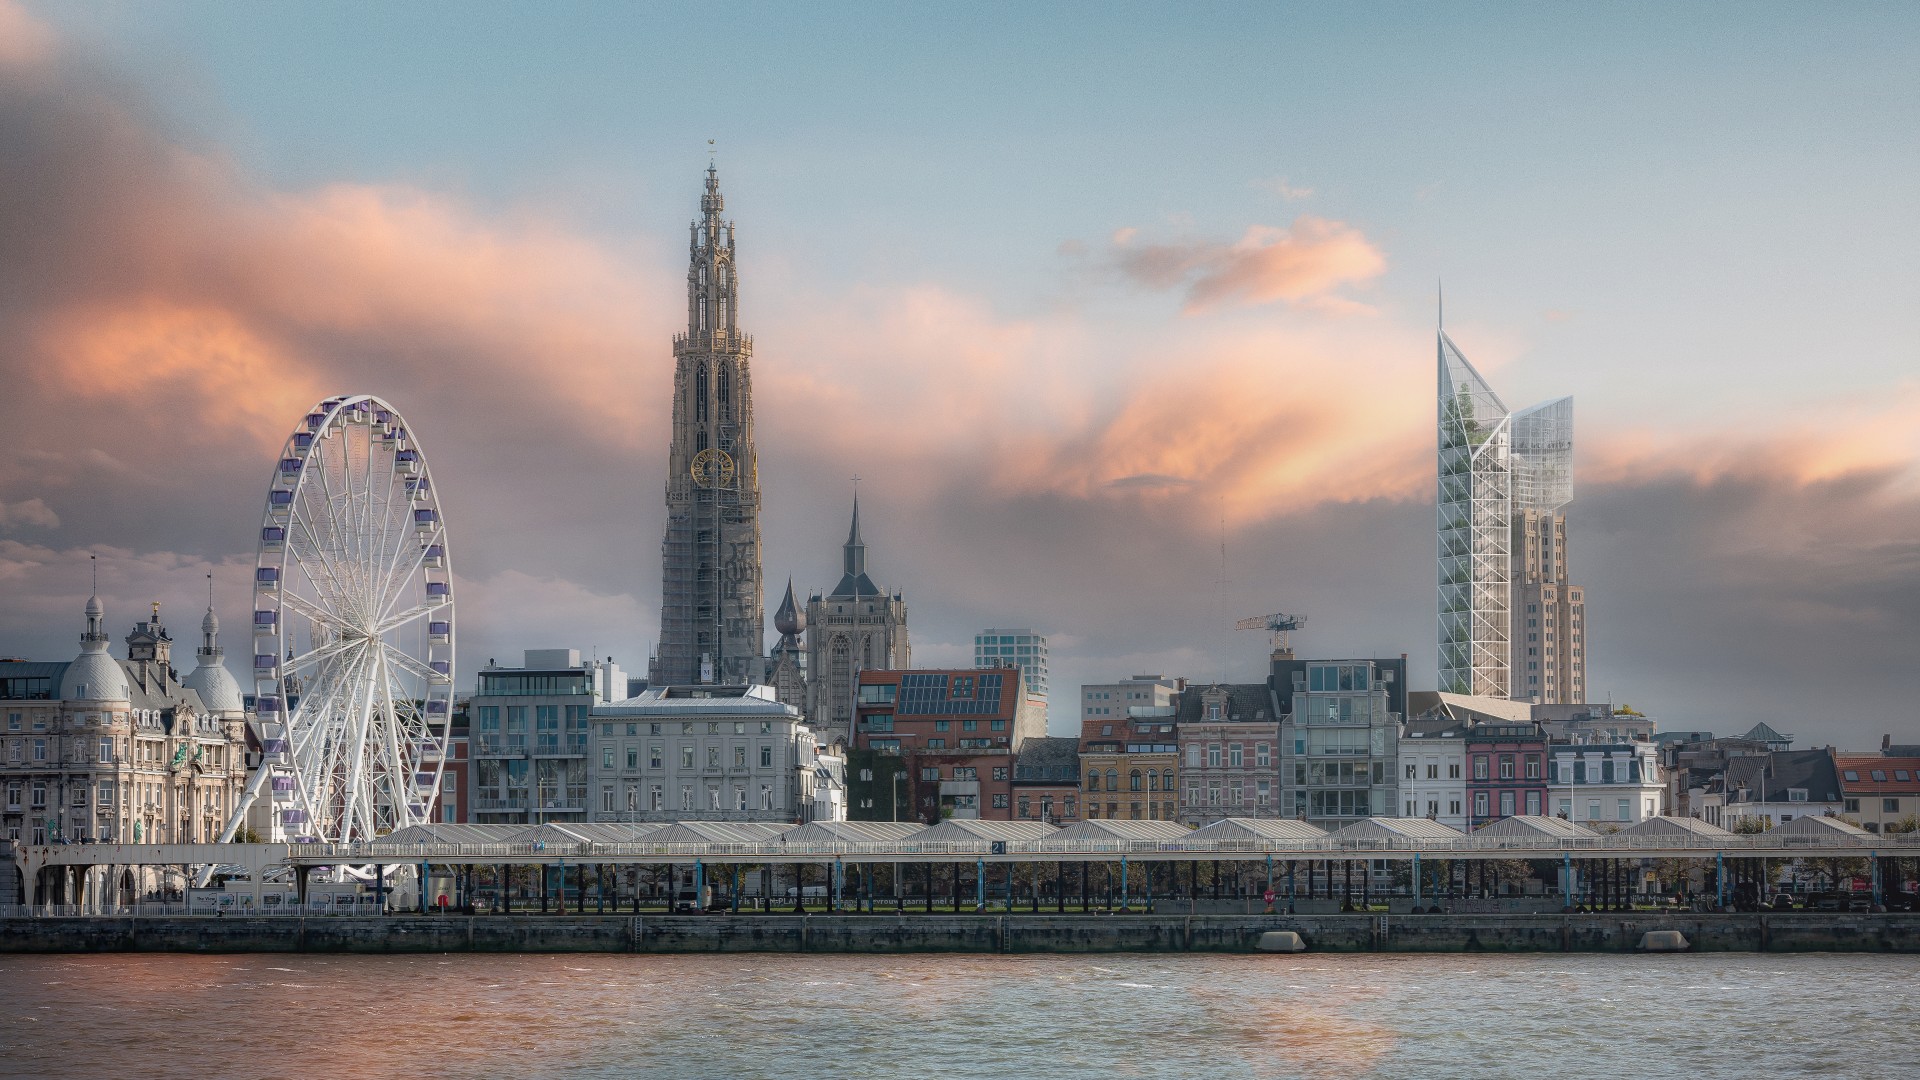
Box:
left=217, top=394, right=455, bottom=848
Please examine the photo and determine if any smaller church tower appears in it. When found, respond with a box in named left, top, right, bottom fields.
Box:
left=768, top=579, right=808, bottom=714
left=805, top=496, right=910, bottom=743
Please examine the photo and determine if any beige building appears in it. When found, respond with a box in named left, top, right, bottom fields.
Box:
left=1510, top=508, right=1586, bottom=704
left=3, top=595, right=248, bottom=900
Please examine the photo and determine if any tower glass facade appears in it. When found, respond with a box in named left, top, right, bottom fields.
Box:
left=1437, top=330, right=1584, bottom=703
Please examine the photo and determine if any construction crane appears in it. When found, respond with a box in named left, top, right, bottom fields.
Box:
left=1235, top=611, right=1307, bottom=658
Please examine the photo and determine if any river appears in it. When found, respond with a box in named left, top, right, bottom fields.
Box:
left=2, top=952, right=1914, bottom=1078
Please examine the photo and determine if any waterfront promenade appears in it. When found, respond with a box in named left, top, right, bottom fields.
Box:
left=5, top=911, right=1918, bottom=954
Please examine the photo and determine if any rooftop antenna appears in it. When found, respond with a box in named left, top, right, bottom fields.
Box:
left=1437, top=278, right=1444, bottom=332
left=708, top=138, right=716, bottom=164
left=90, top=553, right=97, bottom=593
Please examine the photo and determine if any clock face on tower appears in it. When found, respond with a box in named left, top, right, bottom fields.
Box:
left=691, top=447, right=736, bottom=489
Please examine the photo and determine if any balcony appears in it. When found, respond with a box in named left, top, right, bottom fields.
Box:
left=473, top=796, right=529, bottom=812
left=474, top=738, right=528, bottom=759
left=532, top=735, right=588, bottom=757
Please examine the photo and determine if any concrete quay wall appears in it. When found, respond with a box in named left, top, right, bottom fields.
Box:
left=3, top=913, right=1919, bottom=955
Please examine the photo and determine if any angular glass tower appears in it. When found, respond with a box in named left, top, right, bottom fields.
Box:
left=1437, top=332, right=1513, bottom=697
left=1437, top=328, right=1582, bottom=702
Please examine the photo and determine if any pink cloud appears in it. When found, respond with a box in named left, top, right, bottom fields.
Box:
left=1114, top=216, right=1386, bottom=313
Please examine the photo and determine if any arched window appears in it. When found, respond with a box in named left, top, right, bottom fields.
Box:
left=1106, top=769, right=1118, bottom=791
left=695, top=365, right=709, bottom=422
left=1129, top=770, right=1142, bottom=792
left=830, top=636, right=850, bottom=692
left=696, top=430, right=707, bottom=453
left=1147, top=771, right=1159, bottom=792
left=1162, top=769, right=1174, bottom=791
left=1087, top=771, right=1100, bottom=792
left=718, top=368, right=730, bottom=405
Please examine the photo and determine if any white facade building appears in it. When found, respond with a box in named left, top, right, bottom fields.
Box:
left=1548, top=742, right=1664, bottom=826
left=588, top=684, right=839, bottom=823
left=1398, top=721, right=1469, bottom=829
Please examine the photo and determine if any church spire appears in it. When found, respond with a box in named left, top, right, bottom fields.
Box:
left=687, top=161, right=737, bottom=342
left=844, top=495, right=866, bottom=578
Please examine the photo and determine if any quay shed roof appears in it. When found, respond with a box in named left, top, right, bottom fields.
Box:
left=774, top=821, right=925, bottom=846
left=1471, top=815, right=1599, bottom=839
left=376, top=824, right=522, bottom=847
left=1770, top=814, right=1872, bottom=839
left=904, top=819, right=1059, bottom=847
left=1027, top=819, right=1191, bottom=850
left=1327, top=818, right=1465, bottom=844
left=1615, top=815, right=1736, bottom=839
left=636, top=821, right=789, bottom=847
left=1184, top=818, right=1328, bottom=844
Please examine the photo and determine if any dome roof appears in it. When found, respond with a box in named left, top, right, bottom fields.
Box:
left=60, top=650, right=129, bottom=702
left=184, top=659, right=244, bottom=715
left=85, top=593, right=104, bottom=618
left=201, top=607, right=220, bottom=635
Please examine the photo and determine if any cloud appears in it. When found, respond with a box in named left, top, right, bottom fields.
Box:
left=1112, top=217, right=1386, bottom=313
left=1252, top=175, right=1314, bottom=200
left=0, top=498, right=59, bottom=529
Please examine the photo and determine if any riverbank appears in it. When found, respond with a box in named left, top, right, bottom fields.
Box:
left=4, top=912, right=1918, bottom=953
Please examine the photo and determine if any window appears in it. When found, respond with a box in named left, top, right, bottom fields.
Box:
left=1525, top=792, right=1540, bottom=816
left=1473, top=791, right=1489, bottom=818
left=1405, top=763, right=1417, bottom=780
left=1524, top=757, right=1540, bottom=780
left=1256, top=743, right=1270, bottom=767
left=992, top=767, right=1008, bottom=781
left=1845, top=798, right=1861, bottom=813
left=1618, top=799, right=1631, bottom=821
left=1087, top=771, right=1100, bottom=792
left=1473, top=757, right=1488, bottom=780
left=603, top=747, right=614, bottom=769
left=734, top=745, right=747, bottom=768
left=681, top=746, right=694, bottom=769
left=1499, top=791, right=1515, bottom=817
left=1228, top=744, right=1243, bottom=768
left=707, top=747, right=720, bottom=769
left=1129, top=770, right=1142, bottom=792
left=920, top=767, right=939, bottom=782
left=1587, top=799, right=1600, bottom=821
left=602, top=788, right=615, bottom=812
left=627, top=748, right=638, bottom=770
left=1207, top=745, right=1221, bottom=768
left=1886, top=799, right=1901, bottom=814
left=954, top=768, right=978, bottom=781
left=1188, top=746, right=1203, bottom=768
left=760, top=745, right=773, bottom=768
left=98, top=738, right=113, bottom=763
left=1106, top=769, right=1118, bottom=790
left=992, top=794, right=1009, bottom=809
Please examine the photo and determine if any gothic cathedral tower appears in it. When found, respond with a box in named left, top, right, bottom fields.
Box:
left=652, top=164, right=765, bottom=686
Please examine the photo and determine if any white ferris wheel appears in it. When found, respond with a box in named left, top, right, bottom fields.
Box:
left=218, top=394, right=455, bottom=847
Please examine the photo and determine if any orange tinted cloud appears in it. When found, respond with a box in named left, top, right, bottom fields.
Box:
left=1114, top=216, right=1386, bottom=313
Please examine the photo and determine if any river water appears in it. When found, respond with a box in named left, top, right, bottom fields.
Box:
left=2, top=951, right=1915, bottom=1078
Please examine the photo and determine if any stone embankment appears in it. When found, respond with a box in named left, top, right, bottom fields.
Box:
left=3, top=913, right=1917, bottom=954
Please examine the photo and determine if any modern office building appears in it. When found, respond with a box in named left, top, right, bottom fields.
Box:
left=467, top=650, right=625, bottom=824
left=587, top=684, right=831, bottom=823
left=1275, top=657, right=1403, bottom=825
left=651, top=164, right=766, bottom=687
left=804, top=497, right=910, bottom=742
left=1080, top=675, right=1182, bottom=726
left=1437, top=325, right=1585, bottom=702
left=975, top=629, right=1048, bottom=701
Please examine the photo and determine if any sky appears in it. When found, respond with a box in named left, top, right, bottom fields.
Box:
left=1, top=1, right=1916, bottom=745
